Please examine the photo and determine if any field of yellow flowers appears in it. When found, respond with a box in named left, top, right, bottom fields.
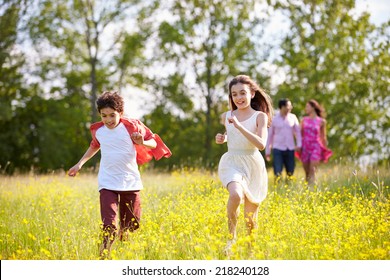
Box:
left=0, top=165, right=389, bottom=260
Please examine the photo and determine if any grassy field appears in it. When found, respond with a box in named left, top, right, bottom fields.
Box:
left=0, top=164, right=389, bottom=260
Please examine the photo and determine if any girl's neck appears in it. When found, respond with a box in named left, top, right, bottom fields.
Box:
left=234, top=107, right=254, bottom=114
left=233, top=107, right=256, bottom=121
left=308, top=112, right=317, bottom=118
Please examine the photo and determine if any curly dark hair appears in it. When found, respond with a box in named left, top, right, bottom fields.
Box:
left=96, top=91, right=124, bottom=113
left=228, top=75, right=273, bottom=127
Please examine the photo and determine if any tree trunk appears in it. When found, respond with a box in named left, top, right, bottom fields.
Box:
left=90, top=57, right=98, bottom=122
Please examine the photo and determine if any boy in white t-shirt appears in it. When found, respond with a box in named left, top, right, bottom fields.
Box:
left=68, top=91, right=171, bottom=258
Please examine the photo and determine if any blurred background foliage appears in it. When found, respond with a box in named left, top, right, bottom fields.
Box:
left=0, top=0, right=389, bottom=173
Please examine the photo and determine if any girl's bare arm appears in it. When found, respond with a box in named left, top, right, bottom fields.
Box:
left=215, top=112, right=227, bottom=144
left=230, top=112, right=268, bottom=150
left=320, top=118, right=328, bottom=147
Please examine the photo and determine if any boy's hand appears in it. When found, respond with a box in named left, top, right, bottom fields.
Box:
left=131, top=132, right=144, bottom=145
left=68, top=165, right=80, bottom=177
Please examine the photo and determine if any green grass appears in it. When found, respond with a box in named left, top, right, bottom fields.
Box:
left=0, top=165, right=389, bottom=260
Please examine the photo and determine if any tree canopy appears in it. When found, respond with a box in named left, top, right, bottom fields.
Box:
left=272, top=0, right=389, bottom=161
left=1, top=0, right=388, bottom=173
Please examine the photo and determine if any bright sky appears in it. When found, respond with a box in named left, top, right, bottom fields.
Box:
left=355, top=0, right=390, bottom=25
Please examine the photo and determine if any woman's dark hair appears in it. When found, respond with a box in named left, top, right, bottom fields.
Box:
left=308, top=99, right=325, bottom=118
left=228, top=75, right=273, bottom=127
left=96, top=91, right=124, bottom=114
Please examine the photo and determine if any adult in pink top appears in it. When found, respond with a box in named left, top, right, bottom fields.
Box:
left=266, top=99, right=302, bottom=179
left=297, top=99, right=332, bottom=185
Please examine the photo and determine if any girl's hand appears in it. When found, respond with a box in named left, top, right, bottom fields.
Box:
left=215, top=133, right=226, bottom=144
left=131, top=132, right=144, bottom=145
left=227, top=115, right=242, bottom=129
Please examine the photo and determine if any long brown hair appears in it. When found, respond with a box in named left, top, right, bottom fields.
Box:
left=308, top=99, right=326, bottom=118
left=228, top=75, right=273, bottom=127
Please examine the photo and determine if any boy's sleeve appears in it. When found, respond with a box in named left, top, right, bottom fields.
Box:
left=89, top=122, right=103, bottom=149
left=133, top=119, right=172, bottom=165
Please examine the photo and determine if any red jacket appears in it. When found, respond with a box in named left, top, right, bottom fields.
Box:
left=89, top=118, right=172, bottom=165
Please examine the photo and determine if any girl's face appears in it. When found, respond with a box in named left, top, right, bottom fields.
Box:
left=230, top=83, right=253, bottom=110
left=100, top=107, right=122, bottom=129
left=305, top=102, right=314, bottom=115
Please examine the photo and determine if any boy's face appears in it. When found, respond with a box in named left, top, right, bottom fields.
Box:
left=100, top=107, right=122, bottom=129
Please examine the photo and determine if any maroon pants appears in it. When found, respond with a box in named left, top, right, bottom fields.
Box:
left=99, top=189, right=141, bottom=232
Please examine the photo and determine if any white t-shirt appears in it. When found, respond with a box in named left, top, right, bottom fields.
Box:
left=96, top=122, right=143, bottom=191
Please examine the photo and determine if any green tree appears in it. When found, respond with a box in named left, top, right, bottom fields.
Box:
left=0, top=0, right=30, bottom=173
left=0, top=0, right=153, bottom=172
left=0, top=0, right=154, bottom=173
left=141, top=0, right=271, bottom=168
left=364, top=21, right=390, bottom=163
left=27, top=0, right=145, bottom=122
left=271, top=0, right=389, bottom=161
left=4, top=92, right=92, bottom=173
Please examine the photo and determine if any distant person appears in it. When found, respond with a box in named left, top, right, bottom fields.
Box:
left=296, top=99, right=332, bottom=185
left=265, top=98, right=301, bottom=181
left=215, top=75, right=273, bottom=253
left=68, top=91, right=171, bottom=258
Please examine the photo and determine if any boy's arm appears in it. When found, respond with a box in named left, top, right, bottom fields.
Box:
left=294, top=115, right=302, bottom=150
left=68, top=146, right=100, bottom=176
left=125, top=118, right=171, bottom=164
left=131, top=132, right=157, bottom=149
left=142, top=138, right=157, bottom=149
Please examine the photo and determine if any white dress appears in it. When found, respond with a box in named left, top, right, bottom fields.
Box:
left=218, top=111, right=268, bottom=204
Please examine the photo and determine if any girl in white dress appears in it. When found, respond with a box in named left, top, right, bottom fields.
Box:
left=215, top=75, right=273, bottom=251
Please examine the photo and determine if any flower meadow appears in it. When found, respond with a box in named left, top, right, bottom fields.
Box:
left=0, top=166, right=389, bottom=260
